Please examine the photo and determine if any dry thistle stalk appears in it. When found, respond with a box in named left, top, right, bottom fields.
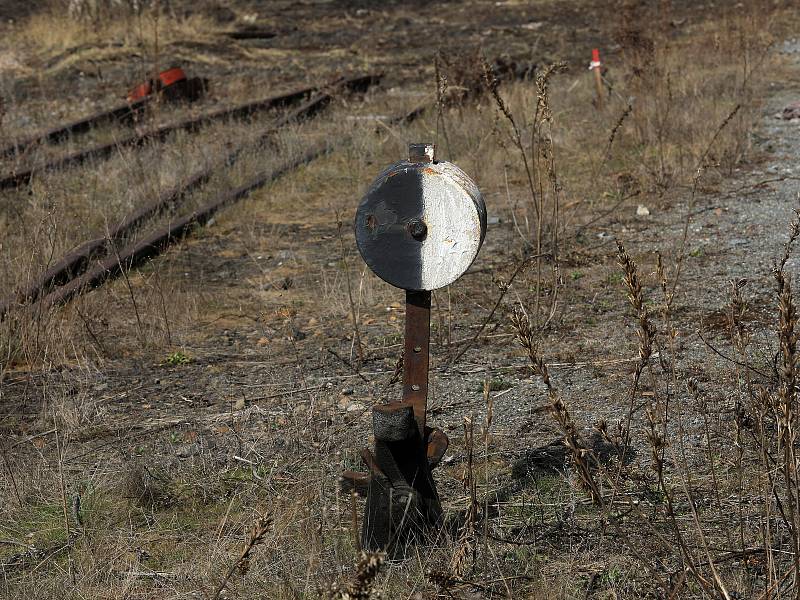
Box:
left=772, top=265, right=800, bottom=584
left=483, top=379, right=493, bottom=446
left=450, top=416, right=478, bottom=578
left=607, top=103, right=633, bottom=153
left=449, top=531, right=474, bottom=581
left=595, top=419, right=627, bottom=462
left=727, top=278, right=749, bottom=353
left=481, top=54, right=543, bottom=234
left=594, top=102, right=634, bottom=178
left=779, top=200, right=800, bottom=271
left=482, top=379, right=493, bottom=554
left=610, top=241, right=659, bottom=507
left=434, top=53, right=452, bottom=158
left=481, top=57, right=517, bottom=134
left=688, top=378, right=725, bottom=510
left=327, top=552, right=385, bottom=600
left=385, top=353, right=403, bottom=389
left=645, top=401, right=721, bottom=596
left=655, top=252, right=668, bottom=306
left=645, top=405, right=665, bottom=477
left=208, top=515, right=272, bottom=600
left=510, top=306, right=602, bottom=503
left=774, top=267, right=797, bottom=415
left=617, top=241, right=656, bottom=364
left=336, top=216, right=365, bottom=366
left=534, top=62, right=568, bottom=125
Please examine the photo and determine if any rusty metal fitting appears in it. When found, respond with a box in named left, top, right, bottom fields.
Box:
left=409, top=142, right=435, bottom=163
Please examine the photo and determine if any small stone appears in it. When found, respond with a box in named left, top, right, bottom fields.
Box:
left=636, top=205, right=650, bottom=216
left=176, top=443, right=201, bottom=458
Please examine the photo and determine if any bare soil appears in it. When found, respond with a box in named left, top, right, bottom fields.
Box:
left=2, top=1, right=800, bottom=598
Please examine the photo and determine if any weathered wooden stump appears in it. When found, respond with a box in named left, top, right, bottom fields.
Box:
left=342, top=143, right=486, bottom=559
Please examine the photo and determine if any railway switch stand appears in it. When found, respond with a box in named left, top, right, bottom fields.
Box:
left=342, top=142, right=486, bottom=559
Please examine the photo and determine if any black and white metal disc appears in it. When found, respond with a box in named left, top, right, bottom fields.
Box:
left=355, top=144, right=486, bottom=291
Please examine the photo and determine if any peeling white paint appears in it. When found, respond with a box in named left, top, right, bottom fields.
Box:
left=355, top=158, right=486, bottom=291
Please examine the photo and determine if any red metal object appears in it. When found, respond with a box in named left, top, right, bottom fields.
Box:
left=127, top=81, right=152, bottom=102
left=127, top=67, right=187, bottom=102
left=158, top=67, right=186, bottom=88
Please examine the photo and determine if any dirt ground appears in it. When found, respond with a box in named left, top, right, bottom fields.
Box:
left=3, top=1, right=800, bottom=599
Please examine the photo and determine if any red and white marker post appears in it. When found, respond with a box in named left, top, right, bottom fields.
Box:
left=589, top=48, right=604, bottom=108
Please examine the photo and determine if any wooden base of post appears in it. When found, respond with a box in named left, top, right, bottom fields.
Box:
left=340, top=290, right=449, bottom=560
left=361, top=403, right=442, bottom=558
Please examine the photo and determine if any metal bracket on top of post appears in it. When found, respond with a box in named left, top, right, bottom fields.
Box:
left=341, top=142, right=487, bottom=559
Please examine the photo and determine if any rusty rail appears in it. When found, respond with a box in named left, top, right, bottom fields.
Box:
left=0, top=97, right=151, bottom=159
left=225, top=29, right=277, bottom=40
left=0, top=76, right=375, bottom=191
left=37, top=145, right=328, bottom=309
left=0, top=75, right=206, bottom=159
left=0, top=74, right=380, bottom=315
left=1, top=55, right=528, bottom=314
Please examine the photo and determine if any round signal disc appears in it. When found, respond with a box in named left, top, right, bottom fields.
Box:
left=355, top=156, right=486, bottom=291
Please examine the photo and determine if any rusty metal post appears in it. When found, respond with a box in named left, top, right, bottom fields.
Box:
left=403, top=289, right=430, bottom=435
left=345, top=142, right=486, bottom=559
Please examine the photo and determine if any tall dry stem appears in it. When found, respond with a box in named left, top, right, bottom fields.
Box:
left=208, top=514, right=272, bottom=600
left=510, top=305, right=602, bottom=504
left=773, top=266, right=800, bottom=593
left=327, top=551, right=384, bottom=600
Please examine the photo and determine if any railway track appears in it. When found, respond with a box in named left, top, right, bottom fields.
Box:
left=0, top=73, right=380, bottom=316
left=0, top=75, right=370, bottom=191
left=38, top=144, right=329, bottom=309
left=0, top=68, right=206, bottom=160
left=0, top=56, right=531, bottom=318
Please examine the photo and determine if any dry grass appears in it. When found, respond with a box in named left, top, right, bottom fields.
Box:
left=3, top=1, right=800, bottom=598
left=14, top=5, right=218, bottom=65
